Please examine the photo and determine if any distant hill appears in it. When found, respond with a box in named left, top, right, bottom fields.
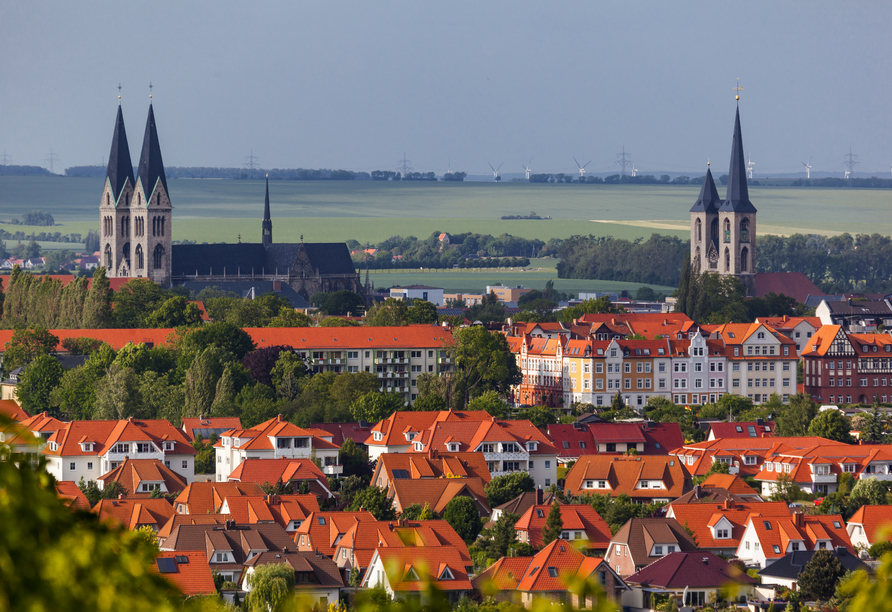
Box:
left=64, top=165, right=370, bottom=180
left=0, top=165, right=54, bottom=176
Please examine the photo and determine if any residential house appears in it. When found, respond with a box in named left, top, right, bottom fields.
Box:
left=563, top=455, right=691, bottom=504
left=388, top=477, right=491, bottom=517
left=94, top=497, right=176, bottom=531
left=150, top=551, right=217, bottom=597
left=696, top=473, right=764, bottom=501
left=365, top=410, right=492, bottom=460
left=515, top=503, right=612, bottom=551
left=816, top=298, right=892, bottom=332
left=225, top=458, right=334, bottom=499
left=486, top=285, right=534, bottom=305
left=55, top=481, right=91, bottom=510
left=389, top=285, right=445, bottom=306
left=294, top=511, right=377, bottom=558
left=757, top=548, right=869, bottom=591
left=605, top=518, right=699, bottom=577
left=42, top=417, right=197, bottom=486
left=160, top=520, right=297, bottom=584
left=736, top=512, right=853, bottom=568
left=218, top=494, right=320, bottom=533
left=667, top=331, right=729, bottom=406
left=370, top=450, right=492, bottom=489
left=214, top=416, right=341, bottom=482
left=333, top=518, right=471, bottom=585
left=488, top=490, right=556, bottom=526
left=97, top=458, right=188, bottom=496
left=757, top=315, right=822, bottom=353
left=173, top=481, right=264, bottom=515
left=181, top=417, right=242, bottom=442
left=665, top=500, right=791, bottom=556
left=242, top=550, right=343, bottom=607
left=309, top=422, right=372, bottom=451
left=707, top=420, right=775, bottom=441
left=847, top=505, right=892, bottom=550
left=669, top=483, right=750, bottom=507
left=405, top=414, right=559, bottom=489
left=0, top=399, right=29, bottom=422
left=511, top=334, right=565, bottom=408
left=472, top=539, right=628, bottom=609
left=622, top=552, right=756, bottom=610
left=156, top=515, right=227, bottom=543
left=361, top=546, right=472, bottom=602
left=802, top=325, right=892, bottom=405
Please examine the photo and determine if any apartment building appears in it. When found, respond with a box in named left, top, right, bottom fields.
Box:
left=667, top=332, right=729, bottom=406
left=801, top=325, right=892, bottom=405
left=757, top=315, right=821, bottom=353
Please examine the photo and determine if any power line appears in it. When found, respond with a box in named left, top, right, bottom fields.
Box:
left=45, top=148, right=60, bottom=174
left=842, top=147, right=859, bottom=179
left=244, top=149, right=260, bottom=171
left=615, top=146, right=633, bottom=176
left=397, top=152, right=412, bottom=176
left=0, top=150, right=11, bottom=166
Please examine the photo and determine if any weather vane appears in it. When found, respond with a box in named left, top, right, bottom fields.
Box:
left=118, top=83, right=122, bottom=102
left=733, top=78, right=743, bottom=103
left=149, top=81, right=153, bottom=100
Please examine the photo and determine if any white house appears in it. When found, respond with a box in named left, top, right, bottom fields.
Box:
left=389, top=285, right=445, bottom=307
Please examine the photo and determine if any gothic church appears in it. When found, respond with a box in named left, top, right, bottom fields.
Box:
left=100, top=102, right=363, bottom=299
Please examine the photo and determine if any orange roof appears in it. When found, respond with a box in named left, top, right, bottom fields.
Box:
left=667, top=501, right=791, bottom=549
left=173, top=481, right=264, bottom=515
left=0, top=400, right=29, bottom=422
left=94, top=497, right=176, bottom=530
left=372, top=452, right=491, bottom=486
left=389, top=477, right=491, bottom=515
left=748, top=514, right=853, bottom=560
left=150, top=551, right=216, bottom=596
left=406, top=415, right=557, bottom=457
left=55, top=481, right=90, bottom=510
left=848, top=505, right=892, bottom=545
left=220, top=415, right=339, bottom=453
left=514, top=504, right=612, bottom=549
left=367, top=410, right=492, bottom=448
left=220, top=494, right=319, bottom=530
left=227, top=458, right=330, bottom=492
left=43, top=418, right=195, bottom=458
left=180, top=417, right=242, bottom=441
left=564, top=455, right=690, bottom=499
left=514, top=539, right=596, bottom=592
left=294, top=511, right=377, bottom=557
left=472, top=556, right=531, bottom=591
left=701, top=474, right=760, bottom=496
left=336, top=519, right=471, bottom=571
left=97, top=458, right=188, bottom=496
left=372, top=546, right=472, bottom=592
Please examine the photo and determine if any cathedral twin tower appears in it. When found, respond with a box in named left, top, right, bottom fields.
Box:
left=100, top=102, right=172, bottom=286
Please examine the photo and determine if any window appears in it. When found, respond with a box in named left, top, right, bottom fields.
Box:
left=716, top=529, right=729, bottom=539
left=654, top=546, right=662, bottom=555
left=87, top=462, right=93, bottom=470
left=277, top=438, right=292, bottom=449
left=545, top=461, right=551, bottom=469
left=792, top=542, right=800, bottom=551
left=113, top=443, right=129, bottom=453
left=547, top=567, right=558, bottom=578
left=69, top=462, right=75, bottom=471
left=181, top=460, right=188, bottom=469
left=598, top=481, right=606, bottom=489
left=136, top=443, right=151, bottom=453
left=772, top=545, right=781, bottom=554
left=606, top=443, right=616, bottom=453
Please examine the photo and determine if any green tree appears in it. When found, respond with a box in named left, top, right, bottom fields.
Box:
left=245, top=562, right=296, bottom=612
left=82, top=267, right=113, bottom=328
left=192, top=436, right=217, bottom=475
left=775, top=393, right=818, bottom=437
left=515, top=405, right=558, bottom=428
left=611, top=391, right=625, bottom=412
left=321, top=290, right=365, bottom=316
left=474, top=512, right=520, bottom=563
left=851, top=476, right=887, bottom=506
left=350, top=391, right=404, bottom=424
left=366, top=298, right=408, bottom=326
left=112, top=279, right=170, bottom=328
left=348, top=486, right=396, bottom=520
left=339, top=438, right=372, bottom=479
left=412, top=393, right=447, bottom=412
left=400, top=503, right=437, bottom=521
left=808, top=409, right=854, bottom=443
left=50, top=344, right=116, bottom=420
left=704, top=460, right=730, bottom=477
left=15, top=354, right=64, bottom=416
left=183, top=346, right=235, bottom=418
left=267, top=307, right=313, bottom=328
left=484, top=472, right=535, bottom=507
left=541, top=502, right=564, bottom=547
left=443, top=496, right=483, bottom=544
left=318, top=317, right=361, bottom=327
left=2, top=326, right=59, bottom=372
left=769, top=472, right=801, bottom=504
left=798, top=549, right=846, bottom=601
left=338, top=475, right=367, bottom=508
left=145, top=296, right=203, bottom=328
left=467, top=390, right=510, bottom=417
left=451, top=325, right=521, bottom=407
left=406, top=300, right=438, bottom=324
left=93, top=364, right=142, bottom=420
left=177, top=322, right=255, bottom=362
left=557, top=296, right=619, bottom=324
left=270, top=351, right=307, bottom=400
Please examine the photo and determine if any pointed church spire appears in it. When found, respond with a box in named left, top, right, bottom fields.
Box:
left=137, top=102, right=169, bottom=200
left=720, top=107, right=757, bottom=213
left=105, top=105, right=135, bottom=202
left=262, top=174, right=273, bottom=248
left=690, top=165, right=721, bottom=213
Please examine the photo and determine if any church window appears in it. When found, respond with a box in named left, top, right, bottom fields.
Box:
left=153, top=244, right=165, bottom=270
left=105, top=244, right=113, bottom=268
left=695, top=218, right=702, bottom=242
left=724, top=247, right=730, bottom=272
left=161, top=216, right=165, bottom=236
left=695, top=247, right=701, bottom=267
left=741, top=247, right=749, bottom=272
left=135, top=245, right=144, bottom=270
left=723, top=218, right=731, bottom=243
left=711, top=218, right=719, bottom=243
left=106, top=194, right=110, bottom=207
left=740, top=219, right=750, bottom=243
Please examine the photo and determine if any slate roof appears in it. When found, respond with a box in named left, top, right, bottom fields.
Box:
left=105, top=105, right=135, bottom=203
left=179, top=280, right=310, bottom=309
left=493, top=490, right=556, bottom=518
left=151, top=551, right=217, bottom=597
left=758, top=549, right=869, bottom=581
left=161, top=522, right=297, bottom=567
left=171, top=242, right=357, bottom=278
left=626, top=551, right=756, bottom=589
left=243, top=550, right=344, bottom=589
left=136, top=104, right=168, bottom=199
left=719, top=107, right=757, bottom=213
left=822, top=299, right=892, bottom=316
left=690, top=167, right=722, bottom=213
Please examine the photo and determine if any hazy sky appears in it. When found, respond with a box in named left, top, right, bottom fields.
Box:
left=2, top=1, right=891, bottom=176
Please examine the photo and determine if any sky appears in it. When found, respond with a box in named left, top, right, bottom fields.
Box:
left=2, top=1, right=891, bottom=177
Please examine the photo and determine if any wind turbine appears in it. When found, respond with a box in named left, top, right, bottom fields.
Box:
left=522, top=158, right=532, bottom=180
left=488, top=162, right=503, bottom=182
left=631, top=165, right=638, bottom=177
left=802, top=156, right=813, bottom=179
left=574, top=156, right=591, bottom=179
left=746, top=153, right=755, bottom=179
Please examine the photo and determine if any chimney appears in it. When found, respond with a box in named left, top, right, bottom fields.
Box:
left=537, top=489, right=543, bottom=504
left=118, top=494, right=125, bottom=500
left=694, top=484, right=701, bottom=499
left=723, top=499, right=731, bottom=510
left=793, top=513, right=802, bottom=528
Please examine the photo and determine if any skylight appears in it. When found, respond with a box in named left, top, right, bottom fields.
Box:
left=548, top=567, right=558, bottom=577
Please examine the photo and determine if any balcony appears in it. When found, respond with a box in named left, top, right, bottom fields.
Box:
left=438, top=357, right=451, bottom=364
left=322, top=464, right=343, bottom=476
left=490, top=468, right=530, bottom=479
left=811, top=472, right=836, bottom=484
left=322, top=358, right=342, bottom=365
left=375, top=358, right=409, bottom=365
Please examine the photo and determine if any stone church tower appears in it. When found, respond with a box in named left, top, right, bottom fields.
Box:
left=100, top=101, right=172, bottom=287
left=690, top=107, right=757, bottom=293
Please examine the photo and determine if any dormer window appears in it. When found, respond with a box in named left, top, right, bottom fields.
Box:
left=414, top=442, right=423, bottom=451
left=405, top=432, right=417, bottom=442
left=80, top=442, right=93, bottom=452
left=49, top=442, right=57, bottom=451
left=234, top=438, right=241, bottom=448
left=164, top=442, right=173, bottom=451
left=373, top=432, right=383, bottom=442
left=526, top=442, right=538, bottom=452
left=502, top=443, right=519, bottom=453
left=448, top=443, right=459, bottom=452
left=438, top=566, right=454, bottom=580
left=716, top=529, right=729, bottom=539
left=113, top=443, right=129, bottom=454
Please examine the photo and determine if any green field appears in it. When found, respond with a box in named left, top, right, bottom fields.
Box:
left=366, top=259, right=677, bottom=296
left=2, top=177, right=890, bottom=245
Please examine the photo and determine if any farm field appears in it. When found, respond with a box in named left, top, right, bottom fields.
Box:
left=364, top=258, right=677, bottom=296
left=1, top=177, right=890, bottom=246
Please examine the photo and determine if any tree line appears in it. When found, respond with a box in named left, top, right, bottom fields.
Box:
left=64, top=165, right=371, bottom=180
left=350, top=232, right=541, bottom=269
left=557, top=234, right=689, bottom=287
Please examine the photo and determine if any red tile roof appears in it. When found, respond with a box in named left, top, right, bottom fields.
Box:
left=372, top=546, right=472, bottom=592
left=227, top=458, right=330, bottom=492
left=309, top=422, right=372, bottom=447
left=514, top=539, right=593, bottom=592
left=667, top=500, right=791, bottom=549
left=747, top=514, right=853, bottom=560
left=180, top=417, right=242, bottom=441
left=55, top=481, right=90, bottom=510
left=848, top=505, right=892, bottom=546
left=367, top=410, right=492, bottom=448
left=43, top=418, right=196, bottom=458
left=700, top=474, right=760, bottom=497
left=709, top=421, right=774, bottom=439
left=625, top=551, right=756, bottom=589
left=294, top=511, right=377, bottom=557
left=150, top=551, right=217, bottom=596
left=564, top=455, right=690, bottom=499
left=94, top=497, right=176, bottom=530
left=220, top=494, right=320, bottom=530
left=173, top=481, right=264, bottom=515
left=372, top=451, right=492, bottom=487
left=97, top=458, right=188, bottom=496
left=389, top=477, right=491, bottom=515
left=752, top=272, right=823, bottom=305
left=515, top=504, right=612, bottom=549
left=0, top=400, right=29, bottom=422
left=336, top=519, right=471, bottom=571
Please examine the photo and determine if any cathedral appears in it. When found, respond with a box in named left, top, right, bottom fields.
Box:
left=690, top=106, right=758, bottom=294
left=100, top=102, right=364, bottom=299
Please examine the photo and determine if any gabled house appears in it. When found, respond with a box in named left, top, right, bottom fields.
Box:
left=489, top=489, right=556, bottom=526
left=173, top=481, right=264, bottom=515
left=697, top=473, right=764, bottom=501
left=371, top=450, right=491, bottom=489
left=666, top=500, right=791, bottom=555
left=214, top=416, right=341, bottom=482
left=42, top=417, right=197, bottom=486
left=473, top=538, right=628, bottom=609
left=242, top=550, right=343, bottom=606
left=605, top=518, right=699, bottom=577
left=707, top=420, right=774, bottom=440
left=181, top=416, right=242, bottom=442
left=364, top=410, right=492, bottom=460
left=362, top=546, right=472, bottom=602
left=218, top=494, right=320, bottom=533
left=97, top=458, right=188, bottom=496
left=847, top=505, right=892, bottom=550
left=563, top=455, right=691, bottom=503
left=622, top=552, right=756, bottom=610
left=156, top=515, right=227, bottom=543
left=736, top=512, right=854, bottom=568
left=515, top=504, right=612, bottom=552
left=226, top=458, right=334, bottom=499
left=758, top=548, right=869, bottom=591
left=55, top=481, right=91, bottom=510
left=150, top=551, right=217, bottom=597
left=94, top=497, right=176, bottom=531
left=388, top=477, right=491, bottom=517
left=294, top=511, right=377, bottom=558
left=333, top=518, right=471, bottom=585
